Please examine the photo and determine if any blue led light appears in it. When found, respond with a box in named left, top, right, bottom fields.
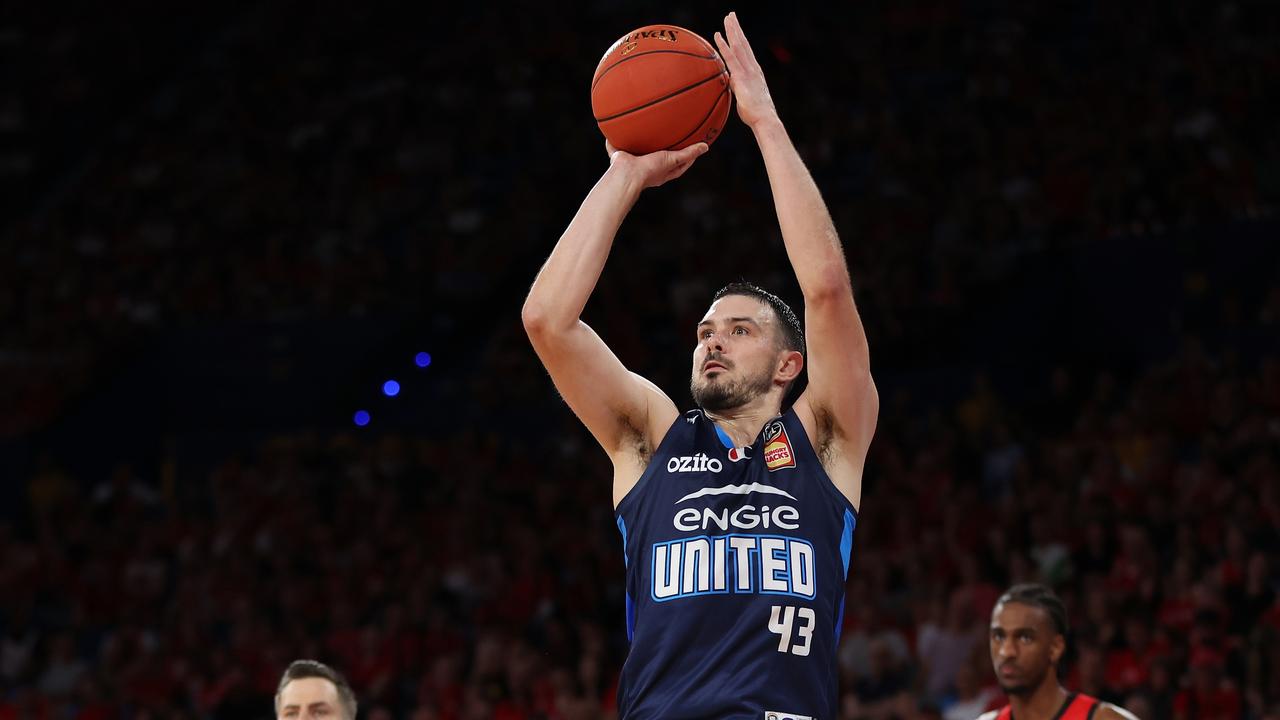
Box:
left=383, top=380, right=401, bottom=397
left=415, top=352, right=432, bottom=368
left=353, top=410, right=371, bottom=427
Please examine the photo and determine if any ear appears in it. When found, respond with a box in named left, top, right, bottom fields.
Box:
left=1049, top=634, right=1066, bottom=664
left=775, top=350, right=804, bottom=383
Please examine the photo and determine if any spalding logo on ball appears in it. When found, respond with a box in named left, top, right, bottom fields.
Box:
left=591, top=24, right=733, bottom=155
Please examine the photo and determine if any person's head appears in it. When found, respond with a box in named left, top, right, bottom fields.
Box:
left=989, top=583, right=1068, bottom=697
left=867, top=637, right=893, bottom=676
left=275, top=659, right=357, bottom=720
left=691, top=282, right=805, bottom=413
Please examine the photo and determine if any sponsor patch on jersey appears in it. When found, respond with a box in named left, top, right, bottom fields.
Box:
left=765, top=712, right=813, bottom=720
left=762, top=420, right=797, bottom=471
left=667, top=453, right=722, bottom=474
left=727, top=446, right=751, bottom=463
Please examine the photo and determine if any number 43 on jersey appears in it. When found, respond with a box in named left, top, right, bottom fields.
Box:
left=768, top=605, right=815, bottom=656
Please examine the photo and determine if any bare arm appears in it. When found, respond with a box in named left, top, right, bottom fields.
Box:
left=522, top=144, right=705, bottom=500
left=714, top=13, right=878, bottom=508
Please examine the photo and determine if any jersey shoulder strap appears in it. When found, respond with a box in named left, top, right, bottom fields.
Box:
left=1062, top=693, right=1101, bottom=720
left=988, top=693, right=1099, bottom=720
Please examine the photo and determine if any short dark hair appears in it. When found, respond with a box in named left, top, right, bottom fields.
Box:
left=713, top=282, right=805, bottom=357
left=997, top=583, right=1069, bottom=638
left=275, top=659, right=357, bottom=720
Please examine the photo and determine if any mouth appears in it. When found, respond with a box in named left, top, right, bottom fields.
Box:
left=999, top=664, right=1019, bottom=679
left=703, top=361, right=727, bottom=373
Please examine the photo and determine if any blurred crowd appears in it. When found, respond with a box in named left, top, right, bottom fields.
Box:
left=6, top=312, right=1280, bottom=720
left=2, top=0, right=1279, bottom=719
left=4, top=0, right=1277, bottom=434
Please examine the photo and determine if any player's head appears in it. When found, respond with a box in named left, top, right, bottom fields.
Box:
left=275, top=659, right=357, bottom=720
left=989, top=583, right=1069, bottom=697
left=691, top=282, right=805, bottom=413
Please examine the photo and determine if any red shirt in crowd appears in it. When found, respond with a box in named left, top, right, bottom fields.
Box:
left=1174, top=685, right=1241, bottom=720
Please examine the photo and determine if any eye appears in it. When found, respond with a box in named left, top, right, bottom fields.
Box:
left=700, top=329, right=713, bottom=340
left=733, top=326, right=748, bottom=335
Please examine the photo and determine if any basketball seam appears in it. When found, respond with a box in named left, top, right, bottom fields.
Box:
left=591, top=49, right=720, bottom=92
left=664, top=85, right=731, bottom=150
left=594, top=71, right=726, bottom=123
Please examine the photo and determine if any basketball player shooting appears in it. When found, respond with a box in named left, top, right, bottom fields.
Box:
left=523, top=12, right=878, bottom=720
left=980, top=585, right=1140, bottom=720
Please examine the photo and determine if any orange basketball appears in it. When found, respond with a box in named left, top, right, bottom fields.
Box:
left=591, top=25, right=733, bottom=155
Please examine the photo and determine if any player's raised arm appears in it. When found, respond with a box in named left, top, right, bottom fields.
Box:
left=522, top=143, right=705, bottom=492
left=715, top=12, right=878, bottom=509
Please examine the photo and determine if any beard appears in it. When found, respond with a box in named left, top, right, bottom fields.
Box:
left=691, top=361, right=775, bottom=412
left=998, top=664, right=1051, bottom=697
left=998, top=681, right=1034, bottom=697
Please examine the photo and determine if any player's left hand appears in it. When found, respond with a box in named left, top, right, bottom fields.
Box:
left=714, top=12, right=780, bottom=131
left=606, top=139, right=709, bottom=189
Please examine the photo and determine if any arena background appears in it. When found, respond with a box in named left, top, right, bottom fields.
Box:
left=2, top=1, right=1278, bottom=718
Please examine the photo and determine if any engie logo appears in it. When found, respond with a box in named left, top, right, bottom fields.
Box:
left=667, top=453, right=722, bottom=473
left=765, top=713, right=814, bottom=720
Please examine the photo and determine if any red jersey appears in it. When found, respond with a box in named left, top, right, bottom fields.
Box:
left=994, top=692, right=1101, bottom=720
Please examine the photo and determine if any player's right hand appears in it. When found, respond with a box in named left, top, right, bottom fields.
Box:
left=607, top=140, right=709, bottom=190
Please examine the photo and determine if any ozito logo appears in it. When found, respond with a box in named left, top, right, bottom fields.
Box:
left=667, top=453, right=722, bottom=474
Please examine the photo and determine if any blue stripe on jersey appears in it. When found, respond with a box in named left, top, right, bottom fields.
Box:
left=713, top=423, right=734, bottom=449
left=626, top=591, right=636, bottom=642
left=837, top=510, right=856, bottom=644
left=835, top=595, right=846, bottom=644
left=619, top=516, right=636, bottom=642
left=840, top=508, right=856, bottom=578
left=617, top=516, right=629, bottom=567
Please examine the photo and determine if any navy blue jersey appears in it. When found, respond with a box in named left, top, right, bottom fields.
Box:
left=615, top=408, right=858, bottom=720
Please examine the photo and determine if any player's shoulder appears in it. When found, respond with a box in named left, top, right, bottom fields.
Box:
left=976, top=711, right=1002, bottom=720
left=1094, top=702, right=1140, bottom=720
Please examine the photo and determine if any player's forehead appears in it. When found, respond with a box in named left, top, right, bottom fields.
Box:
left=699, top=294, right=773, bottom=325
left=991, top=600, right=1053, bottom=631
left=279, top=677, right=340, bottom=706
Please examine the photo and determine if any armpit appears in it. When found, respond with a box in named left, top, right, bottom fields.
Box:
left=812, top=405, right=839, bottom=462
left=618, top=414, right=652, bottom=464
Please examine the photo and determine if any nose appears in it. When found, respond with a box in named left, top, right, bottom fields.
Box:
left=998, top=637, right=1018, bottom=659
left=702, top=331, right=724, bottom=353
